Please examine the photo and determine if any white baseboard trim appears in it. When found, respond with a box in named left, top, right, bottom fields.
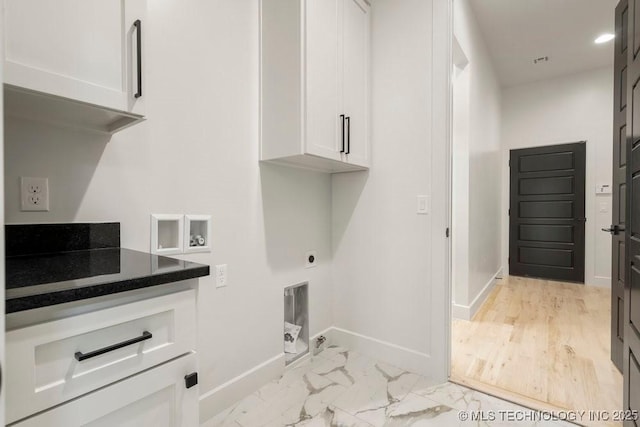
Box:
left=451, top=303, right=468, bottom=320
left=452, top=269, right=502, bottom=321
left=199, top=353, right=284, bottom=424
left=329, top=326, right=433, bottom=377
left=589, top=276, right=612, bottom=288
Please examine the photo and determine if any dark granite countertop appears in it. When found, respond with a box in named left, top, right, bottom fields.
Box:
left=5, top=223, right=210, bottom=313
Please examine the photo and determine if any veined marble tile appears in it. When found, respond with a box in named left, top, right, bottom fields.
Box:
left=263, top=406, right=373, bottom=427
left=331, top=359, right=421, bottom=421
left=258, top=357, right=327, bottom=401
left=206, top=349, right=572, bottom=427
left=202, top=393, right=264, bottom=427
left=236, top=382, right=310, bottom=427
left=409, top=383, right=576, bottom=427
left=410, top=382, right=509, bottom=412
left=378, top=393, right=466, bottom=427
left=239, top=370, right=349, bottom=427
left=317, top=346, right=353, bottom=361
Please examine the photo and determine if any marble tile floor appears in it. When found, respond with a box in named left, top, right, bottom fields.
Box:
left=203, top=346, right=577, bottom=427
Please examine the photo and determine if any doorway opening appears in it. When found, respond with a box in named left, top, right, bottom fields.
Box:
left=449, top=0, right=622, bottom=417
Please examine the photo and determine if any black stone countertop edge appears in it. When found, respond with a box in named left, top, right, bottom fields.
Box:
left=6, top=263, right=210, bottom=314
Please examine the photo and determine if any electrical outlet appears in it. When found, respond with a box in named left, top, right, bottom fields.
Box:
left=21, top=177, right=49, bottom=212
left=216, top=264, right=228, bottom=288
left=305, top=251, right=317, bottom=268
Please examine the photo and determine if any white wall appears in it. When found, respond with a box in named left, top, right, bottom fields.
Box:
left=501, top=66, right=614, bottom=287
left=331, top=0, right=442, bottom=377
left=451, top=0, right=502, bottom=319
left=4, top=0, right=333, bottom=411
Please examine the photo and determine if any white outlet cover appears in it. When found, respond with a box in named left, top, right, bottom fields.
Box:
left=21, top=177, right=49, bottom=212
left=305, top=251, right=317, bottom=269
left=216, top=264, right=228, bottom=288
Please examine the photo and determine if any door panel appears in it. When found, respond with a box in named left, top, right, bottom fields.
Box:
left=509, top=143, right=586, bottom=283
left=305, top=0, right=342, bottom=161
left=519, top=152, right=574, bottom=172
left=342, top=0, right=370, bottom=167
left=518, top=247, right=573, bottom=268
left=519, top=224, right=574, bottom=243
left=4, top=0, right=145, bottom=113
left=615, top=0, right=630, bottom=373
left=519, top=201, right=574, bottom=218
left=519, top=176, right=574, bottom=195
left=625, top=0, right=640, bottom=419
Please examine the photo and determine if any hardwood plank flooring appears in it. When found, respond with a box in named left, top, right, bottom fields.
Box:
left=452, top=276, right=623, bottom=425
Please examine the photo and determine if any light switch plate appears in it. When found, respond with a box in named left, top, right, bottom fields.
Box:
left=417, top=195, right=430, bottom=215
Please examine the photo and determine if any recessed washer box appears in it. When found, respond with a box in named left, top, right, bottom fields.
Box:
left=184, top=215, right=212, bottom=254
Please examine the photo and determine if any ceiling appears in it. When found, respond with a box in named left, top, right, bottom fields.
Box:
left=467, top=0, right=618, bottom=87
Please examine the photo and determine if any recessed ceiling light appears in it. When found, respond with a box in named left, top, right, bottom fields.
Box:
left=595, top=33, right=615, bottom=44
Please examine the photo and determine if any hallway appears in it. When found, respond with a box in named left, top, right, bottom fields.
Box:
left=451, top=276, right=622, bottom=421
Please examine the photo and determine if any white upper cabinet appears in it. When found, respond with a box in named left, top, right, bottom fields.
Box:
left=341, top=0, right=370, bottom=168
left=3, top=0, right=147, bottom=134
left=260, top=0, right=371, bottom=173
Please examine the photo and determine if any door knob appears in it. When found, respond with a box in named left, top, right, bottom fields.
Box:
left=602, top=225, right=624, bottom=235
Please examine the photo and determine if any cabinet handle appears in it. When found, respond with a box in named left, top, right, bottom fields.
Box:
left=346, top=116, right=351, bottom=154
left=74, top=331, right=152, bottom=362
left=185, top=372, right=199, bottom=389
left=340, top=115, right=346, bottom=153
left=134, top=19, right=143, bottom=99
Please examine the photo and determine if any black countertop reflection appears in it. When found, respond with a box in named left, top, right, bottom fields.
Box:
left=5, top=223, right=210, bottom=313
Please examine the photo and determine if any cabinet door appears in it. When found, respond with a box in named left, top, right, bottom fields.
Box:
left=342, top=0, right=370, bottom=168
left=12, top=354, right=198, bottom=427
left=4, top=0, right=146, bottom=115
left=305, top=0, right=342, bottom=161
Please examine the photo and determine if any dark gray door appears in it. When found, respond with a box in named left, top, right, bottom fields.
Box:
left=509, top=143, right=586, bottom=283
left=624, top=0, right=640, bottom=421
left=609, top=0, right=628, bottom=373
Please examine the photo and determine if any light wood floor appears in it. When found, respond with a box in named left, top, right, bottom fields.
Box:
left=452, top=276, right=623, bottom=422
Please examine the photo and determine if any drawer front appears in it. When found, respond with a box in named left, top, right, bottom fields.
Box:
left=7, top=289, right=196, bottom=424
left=10, top=353, right=199, bottom=427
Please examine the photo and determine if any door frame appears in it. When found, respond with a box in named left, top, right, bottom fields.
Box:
left=430, top=0, right=453, bottom=382
left=1, top=0, right=6, bottom=419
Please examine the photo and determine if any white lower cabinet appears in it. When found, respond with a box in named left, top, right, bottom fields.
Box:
left=7, top=289, right=200, bottom=427
left=11, top=353, right=199, bottom=427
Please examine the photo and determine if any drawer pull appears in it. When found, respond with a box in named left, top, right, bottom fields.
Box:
left=74, top=331, right=152, bottom=362
left=184, top=372, right=198, bottom=389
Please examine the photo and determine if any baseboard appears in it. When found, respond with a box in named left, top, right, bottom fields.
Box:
left=199, top=353, right=284, bottom=424
left=199, top=327, right=335, bottom=424
left=330, top=326, right=433, bottom=377
left=452, top=269, right=502, bottom=321
left=451, top=303, right=469, bottom=320
left=589, top=276, right=612, bottom=288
